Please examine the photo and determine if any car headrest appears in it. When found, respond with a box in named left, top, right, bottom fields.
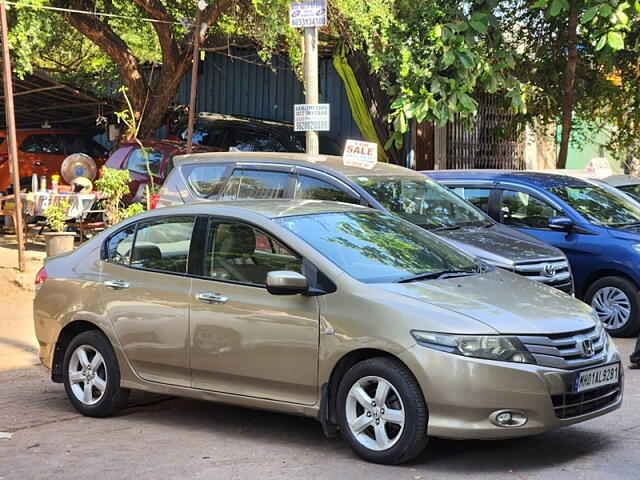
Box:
left=214, top=223, right=256, bottom=257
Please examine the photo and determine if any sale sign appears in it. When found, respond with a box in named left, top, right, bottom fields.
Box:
left=343, top=140, right=378, bottom=169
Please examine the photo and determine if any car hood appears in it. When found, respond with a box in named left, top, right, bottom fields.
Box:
left=377, top=269, right=593, bottom=335
left=436, top=225, right=564, bottom=266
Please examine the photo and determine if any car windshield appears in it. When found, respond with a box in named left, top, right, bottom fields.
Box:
left=549, top=185, right=640, bottom=227
left=350, top=175, right=490, bottom=229
left=617, top=184, right=640, bottom=203
left=276, top=211, right=478, bottom=283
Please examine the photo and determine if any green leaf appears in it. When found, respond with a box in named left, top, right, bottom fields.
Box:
left=595, top=33, right=608, bottom=51
left=403, top=102, right=417, bottom=118
left=458, top=92, right=477, bottom=112
left=531, top=0, right=549, bottom=8
left=442, top=49, right=455, bottom=67
left=470, top=21, right=487, bottom=33
left=450, top=22, right=468, bottom=33
left=580, top=6, right=599, bottom=24
left=457, top=51, right=475, bottom=69
left=607, top=31, right=625, bottom=50
left=599, top=4, right=613, bottom=17
left=548, top=0, right=567, bottom=16
left=635, top=1, right=640, bottom=14
left=615, top=10, right=629, bottom=24
left=415, top=101, right=430, bottom=123
left=393, top=113, right=409, bottom=133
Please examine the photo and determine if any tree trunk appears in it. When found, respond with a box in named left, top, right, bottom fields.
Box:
left=557, top=0, right=579, bottom=169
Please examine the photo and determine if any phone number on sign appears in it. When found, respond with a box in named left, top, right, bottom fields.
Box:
left=295, top=120, right=330, bottom=131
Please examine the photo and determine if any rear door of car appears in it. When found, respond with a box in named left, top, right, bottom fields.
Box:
left=100, top=215, right=196, bottom=387
left=292, top=167, right=363, bottom=204
left=188, top=216, right=320, bottom=404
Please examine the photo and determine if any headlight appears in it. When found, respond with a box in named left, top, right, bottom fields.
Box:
left=632, top=244, right=640, bottom=254
left=411, top=331, right=536, bottom=364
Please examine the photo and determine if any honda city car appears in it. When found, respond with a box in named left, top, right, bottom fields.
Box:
left=34, top=200, right=622, bottom=464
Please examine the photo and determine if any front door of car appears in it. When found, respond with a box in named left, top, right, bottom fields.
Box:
left=496, top=187, right=579, bottom=256
left=189, top=217, right=320, bottom=405
left=100, top=216, right=196, bottom=387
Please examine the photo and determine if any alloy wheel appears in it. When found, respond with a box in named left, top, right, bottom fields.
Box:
left=591, top=286, right=631, bottom=330
left=68, top=345, right=107, bottom=406
left=345, top=376, right=405, bottom=451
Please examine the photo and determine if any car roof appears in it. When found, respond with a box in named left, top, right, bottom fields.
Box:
left=115, top=139, right=218, bottom=153
left=600, top=174, right=640, bottom=187
left=426, top=169, right=594, bottom=189
left=141, top=199, right=370, bottom=220
left=171, top=151, right=425, bottom=179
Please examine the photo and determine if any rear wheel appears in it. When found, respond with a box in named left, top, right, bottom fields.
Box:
left=585, top=276, right=640, bottom=337
left=336, top=357, right=428, bottom=464
left=63, top=330, right=130, bottom=417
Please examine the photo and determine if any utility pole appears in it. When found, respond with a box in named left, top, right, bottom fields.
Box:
left=0, top=2, right=25, bottom=272
left=303, top=26, right=319, bottom=155
left=186, top=2, right=206, bottom=154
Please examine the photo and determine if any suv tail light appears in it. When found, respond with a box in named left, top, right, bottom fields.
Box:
left=149, top=194, right=160, bottom=210
left=35, top=267, right=48, bottom=288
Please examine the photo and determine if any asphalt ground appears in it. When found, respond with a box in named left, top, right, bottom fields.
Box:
left=0, top=338, right=638, bottom=480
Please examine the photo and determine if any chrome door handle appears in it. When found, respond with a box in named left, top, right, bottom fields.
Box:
left=104, top=280, right=130, bottom=290
left=196, top=292, right=228, bottom=304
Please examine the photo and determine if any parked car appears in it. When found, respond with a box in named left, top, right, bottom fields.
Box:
left=104, top=139, right=219, bottom=205
left=0, top=129, right=108, bottom=193
left=176, top=112, right=343, bottom=156
left=427, top=169, right=640, bottom=337
left=157, top=152, right=573, bottom=293
left=34, top=200, right=622, bottom=464
left=594, top=174, right=640, bottom=203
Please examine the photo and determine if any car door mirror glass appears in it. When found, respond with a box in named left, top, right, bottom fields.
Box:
left=548, top=216, right=574, bottom=232
left=266, top=271, right=308, bottom=295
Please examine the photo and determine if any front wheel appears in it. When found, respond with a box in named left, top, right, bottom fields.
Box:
left=336, top=357, right=428, bottom=464
left=63, top=330, right=130, bottom=417
left=585, top=276, right=640, bottom=337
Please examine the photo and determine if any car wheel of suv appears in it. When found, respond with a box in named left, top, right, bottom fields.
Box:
left=336, top=357, right=428, bottom=464
left=586, top=276, right=640, bottom=337
left=63, top=330, right=130, bottom=417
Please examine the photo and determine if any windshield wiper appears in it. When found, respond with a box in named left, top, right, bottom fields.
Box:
left=432, top=225, right=462, bottom=232
left=396, top=268, right=477, bottom=283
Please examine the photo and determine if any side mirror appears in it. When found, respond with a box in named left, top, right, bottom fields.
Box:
left=266, top=271, right=308, bottom=295
left=548, top=216, right=574, bottom=232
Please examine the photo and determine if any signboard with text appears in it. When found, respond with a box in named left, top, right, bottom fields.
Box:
left=343, top=140, right=378, bottom=169
left=294, top=104, right=330, bottom=131
left=584, top=157, right=613, bottom=178
left=289, top=1, right=327, bottom=28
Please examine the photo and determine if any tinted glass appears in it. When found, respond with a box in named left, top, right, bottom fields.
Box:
left=206, top=221, right=302, bottom=285
left=351, top=175, right=489, bottom=229
left=226, top=131, right=287, bottom=152
left=501, top=190, right=558, bottom=229
left=107, top=225, right=136, bottom=264
left=549, top=185, right=640, bottom=227
left=19, top=134, right=64, bottom=154
left=186, top=125, right=226, bottom=147
left=126, top=148, right=164, bottom=176
left=453, top=187, right=492, bottom=212
left=277, top=211, right=476, bottom=283
left=294, top=175, right=359, bottom=204
left=130, top=217, right=195, bottom=273
left=58, top=135, right=108, bottom=157
left=220, top=170, right=289, bottom=200
left=182, top=164, right=229, bottom=198
left=617, top=184, right=640, bottom=203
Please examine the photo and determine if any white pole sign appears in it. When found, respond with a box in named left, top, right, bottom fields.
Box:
left=294, top=104, right=330, bottom=132
left=343, top=140, right=378, bottom=169
left=289, top=1, right=327, bottom=28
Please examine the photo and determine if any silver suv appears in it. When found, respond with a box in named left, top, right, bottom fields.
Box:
left=158, top=152, right=573, bottom=292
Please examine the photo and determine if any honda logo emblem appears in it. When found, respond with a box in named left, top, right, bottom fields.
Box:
left=542, top=263, right=556, bottom=278
left=580, top=338, right=595, bottom=358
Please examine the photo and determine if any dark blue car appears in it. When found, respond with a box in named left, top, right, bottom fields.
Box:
left=427, top=170, right=640, bottom=337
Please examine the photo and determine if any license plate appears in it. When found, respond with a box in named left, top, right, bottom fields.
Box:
left=572, top=363, right=620, bottom=393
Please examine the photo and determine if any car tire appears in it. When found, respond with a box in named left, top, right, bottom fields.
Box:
left=585, top=276, right=640, bottom=337
left=336, top=357, right=428, bottom=464
left=62, top=330, right=130, bottom=417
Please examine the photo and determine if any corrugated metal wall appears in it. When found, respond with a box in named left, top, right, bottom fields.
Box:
left=176, top=49, right=361, bottom=145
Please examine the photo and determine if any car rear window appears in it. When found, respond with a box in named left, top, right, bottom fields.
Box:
left=181, top=163, right=230, bottom=198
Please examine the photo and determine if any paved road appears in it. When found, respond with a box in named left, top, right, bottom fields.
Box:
left=0, top=339, right=638, bottom=479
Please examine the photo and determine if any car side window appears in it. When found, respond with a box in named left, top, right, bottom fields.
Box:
left=126, top=148, right=164, bottom=177
left=182, top=164, right=229, bottom=198
left=220, top=169, right=290, bottom=200
left=500, top=190, right=558, bottom=229
left=130, top=217, right=195, bottom=273
left=226, top=131, right=287, bottom=152
left=206, top=220, right=302, bottom=285
left=58, top=135, right=108, bottom=157
left=19, top=134, right=64, bottom=154
left=107, top=225, right=137, bottom=265
left=294, top=175, right=359, bottom=204
left=453, top=187, right=492, bottom=213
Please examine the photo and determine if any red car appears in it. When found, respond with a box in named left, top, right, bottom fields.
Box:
left=105, top=139, right=219, bottom=205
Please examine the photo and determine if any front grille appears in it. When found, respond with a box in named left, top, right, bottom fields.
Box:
left=512, top=258, right=573, bottom=293
left=518, top=326, right=609, bottom=370
left=552, top=383, right=621, bottom=419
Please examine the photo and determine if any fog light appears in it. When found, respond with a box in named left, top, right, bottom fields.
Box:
left=496, top=412, right=512, bottom=425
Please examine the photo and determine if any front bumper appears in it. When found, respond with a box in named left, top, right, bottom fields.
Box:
left=399, top=344, right=623, bottom=440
